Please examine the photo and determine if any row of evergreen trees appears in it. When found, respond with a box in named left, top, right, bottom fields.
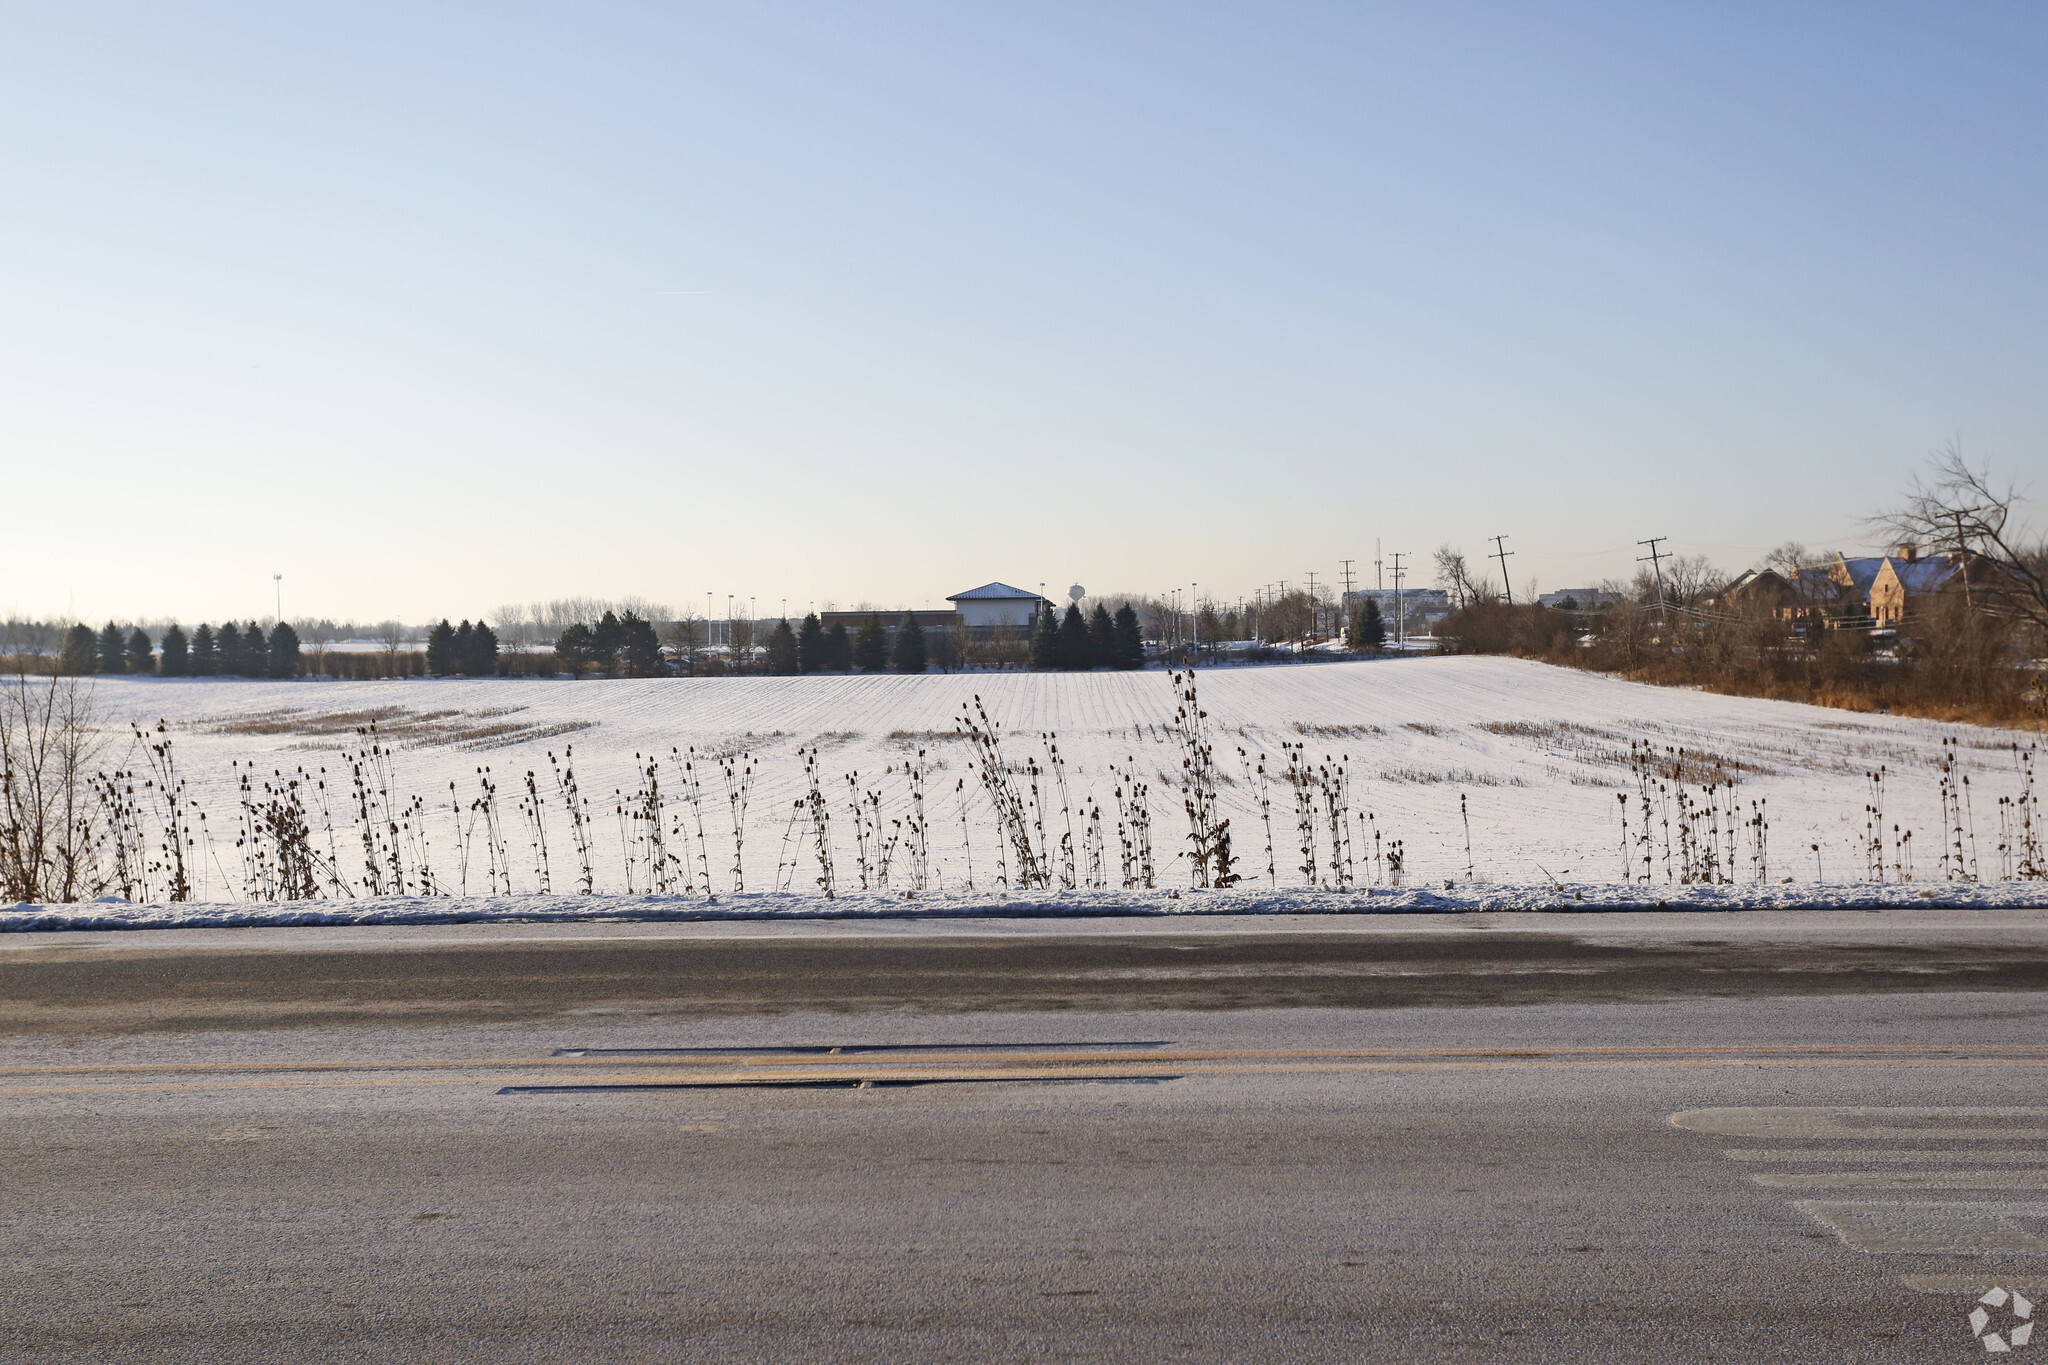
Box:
left=554, top=610, right=661, bottom=677
left=763, top=613, right=926, bottom=676
left=57, top=621, right=303, bottom=677
left=1032, top=603, right=1146, bottom=671
left=425, top=619, right=503, bottom=677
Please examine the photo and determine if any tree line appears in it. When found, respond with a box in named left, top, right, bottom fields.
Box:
left=1031, top=603, right=1146, bottom=671
left=56, top=621, right=303, bottom=678
left=424, top=619, right=502, bottom=677
left=766, top=613, right=923, bottom=676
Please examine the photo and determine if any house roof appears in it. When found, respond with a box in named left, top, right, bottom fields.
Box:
left=1724, top=569, right=1790, bottom=598
left=1885, top=557, right=1963, bottom=593
left=1833, top=555, right=1886, bottom=590
left=946, top=582, right=1045, bottom=602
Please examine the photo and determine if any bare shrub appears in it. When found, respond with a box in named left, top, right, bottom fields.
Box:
left=0, top=673, right=108, bottom=902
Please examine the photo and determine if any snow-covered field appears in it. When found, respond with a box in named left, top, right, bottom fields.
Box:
left=15, top=656, right=2042, bottom=930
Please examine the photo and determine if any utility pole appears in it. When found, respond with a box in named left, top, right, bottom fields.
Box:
left=1489, top=535, right=1515, bottom=605
left=1389, top=553, right=1407, bottom=650
left=1375, top=539, right=1383, bottom=593
left=1305, top=572, right=1319, bottom=641
left=1340, top=559, right=1356, bottom=600
left=1637, top=537, right=1670, bottom=630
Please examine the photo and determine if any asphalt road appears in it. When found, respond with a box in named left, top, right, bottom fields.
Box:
left=5, top=911, right=2048, bottom=1362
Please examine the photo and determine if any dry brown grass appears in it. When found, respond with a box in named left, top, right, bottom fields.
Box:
left=192, top=705, right=595, bottom=752
left=885, top=729, right=965, bottom=747
left=1607, top=671, right=2047, bottom=733
left=1377, top=766, right=1527, bottom=787
left=1474, top=719, right=1777, bottom=783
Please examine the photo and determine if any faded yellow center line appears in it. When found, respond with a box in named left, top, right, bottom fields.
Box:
left=7, top=1054, right=2048, bottom=1096
left=8, top=1042, right=2040, bottom=1081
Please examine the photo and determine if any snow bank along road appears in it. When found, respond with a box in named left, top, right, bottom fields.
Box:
left=65, top=656, right=2048, bottom=906
left=5, top=914, right=2048, bottom=1361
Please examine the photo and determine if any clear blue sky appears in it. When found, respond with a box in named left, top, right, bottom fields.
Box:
left=3, top=3, right=2043, bottom=624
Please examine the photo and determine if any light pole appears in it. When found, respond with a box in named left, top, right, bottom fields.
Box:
left=272, top=574, right=282, bottom=625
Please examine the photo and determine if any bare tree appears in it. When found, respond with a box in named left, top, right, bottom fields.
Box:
left=661, top=615, right=702, bottom=667
left=1659, top=554, right=1725, bottom=610
left=1873, top=442, right=2048, bottom=631
left=1762, top=542, right=1818, bottom=576
left=0, top=671, right=108, bottom=902
left=490, top=604, right=536, bottom=654
left=1433, top=545, right=1487, bottom=610
left=376, top=619, right=407, bottom=662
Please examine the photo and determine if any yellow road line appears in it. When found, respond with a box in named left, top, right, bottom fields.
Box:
left=8, top=1042, right=2043, bottom=1080
left=7, top=1054, right=2048, bottom=1097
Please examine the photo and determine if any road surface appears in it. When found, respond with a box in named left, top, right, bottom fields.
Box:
left=3, top=910, right=2046, bottom=1361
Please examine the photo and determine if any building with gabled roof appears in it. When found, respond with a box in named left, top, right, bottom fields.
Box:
left=946, top=582, right=1049, bottom=631
left=1868, top=547, right=1972, bottom=624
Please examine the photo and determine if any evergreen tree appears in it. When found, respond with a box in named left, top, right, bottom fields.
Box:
left=245, top=624, right=266, bottom=675
left=159, top=624, right=190, bottom=677
left=96, top=622, right=125, bottom=674
left=1031, top=604, right=1060, bottom=670
left=592, top=611, right=624, bottom=676
left=425, top=620, right=457, bottom=675
left=454, top=621, right=475, bottom=674
left=555, top=623, right=596, bottom=677
left=1088, top=604, right=1115, bottom=669
left=825, top=621, right=852, bottom=672
left=267, top=621, right=303, bottom=678
left=216, top=622, right=245, bottom=677
left=125, top=627, right=154, bottom=674
left=765, top=618, right=800, bottom=675
left=853, top=614, right=889, bottom=672
left=891, top=613, right=927, bottom=674
left=1057, top=604, right=1091, bottom=670
left=796, top=613, right=825, bottom=673
left=1349, top=598, right=1386, bottom=649
left=619, top=613, right=662, bottom=676
left=189, top=623, right=217, bottom=676
left=60, top=624, right=96, bottom=675
left=1111, top=604, right=1145, bottom=670
left=467, top=620, right=500, bottom=676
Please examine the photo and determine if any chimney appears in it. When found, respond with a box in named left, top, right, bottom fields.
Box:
left=1894, top=543, right=1917, bottom=562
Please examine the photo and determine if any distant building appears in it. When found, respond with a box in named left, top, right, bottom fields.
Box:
left=946, top=582, right=1049, bottom=630
left=1723, top=545, right=1983, bottom=627
left=814, top=583, right=1050, bottom=669
left=818, top=608, right=956, bottom=638
left=1343, top=588, right=1451, bottom=618
left=1868, top=546, right=1974, bottom=624
left=1537, top=588, right=1620, bottom=611
left=1722, top=568, right=1811, bottom=619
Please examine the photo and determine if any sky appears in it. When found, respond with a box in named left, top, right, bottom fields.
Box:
left=2, top=2, right=2044, bottom=626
